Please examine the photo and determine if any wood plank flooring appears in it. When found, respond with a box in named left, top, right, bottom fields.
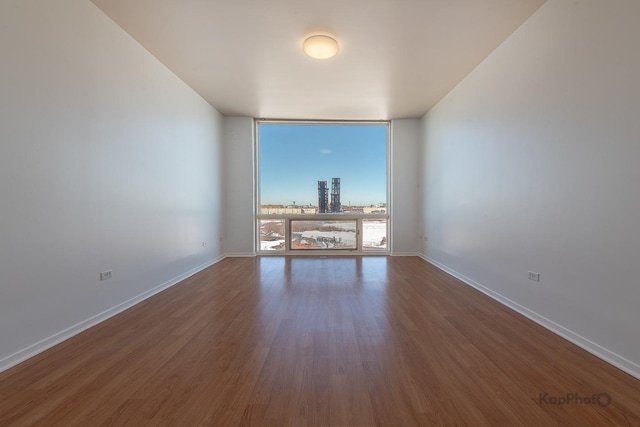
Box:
left=1, top=256, right=639, bottom=426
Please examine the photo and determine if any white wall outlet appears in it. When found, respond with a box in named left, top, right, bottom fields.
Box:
left=202, top=241, right=207, bottom=247
left=528, top=271, right=540, bottom=282
left=100, top=270, right=113, bottom=281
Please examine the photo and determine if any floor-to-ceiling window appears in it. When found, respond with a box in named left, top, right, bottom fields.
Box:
left=256, top=121, right=389, bottom=254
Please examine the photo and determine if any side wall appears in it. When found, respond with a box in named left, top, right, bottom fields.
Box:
left=223, top=117, right=256, bottom=256
left=0, top=0, right=225, bottom=370
left=391, top=120, right=420, bottom=255
left=419, top=0, right=640, bottom=377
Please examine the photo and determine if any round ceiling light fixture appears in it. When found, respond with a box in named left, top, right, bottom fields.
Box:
left=303, top=34, right=339, bottom=60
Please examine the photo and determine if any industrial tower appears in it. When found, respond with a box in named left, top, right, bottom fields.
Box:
left=318, top=181, right=328, bottom=213
left=330, top=177, right=341, bottom=213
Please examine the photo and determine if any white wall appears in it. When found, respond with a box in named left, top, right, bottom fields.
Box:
left=420, top=0, right=640, bottom=377
left=223, top=117, right=256, bottom=256
left=391, top=120, right=420, bottom=255
left=0, top=0, right=225, bottom=370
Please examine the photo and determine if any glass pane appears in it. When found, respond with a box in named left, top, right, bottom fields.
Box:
left=291, top=220, right=357, bottom=250
left=362, top=219, right=387, bottom=250
left=259, top=219, right=286, bottom=251
left=259, top=124, right=388, bottom=213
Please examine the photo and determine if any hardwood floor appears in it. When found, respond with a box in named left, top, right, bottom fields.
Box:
left=1, top=256, right=639, bottom=426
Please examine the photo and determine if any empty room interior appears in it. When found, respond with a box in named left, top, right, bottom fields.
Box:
left=1, top=0, right=640, bottom=425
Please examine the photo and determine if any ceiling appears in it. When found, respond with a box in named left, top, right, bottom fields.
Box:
left=91, top=0, right=546, bottom=120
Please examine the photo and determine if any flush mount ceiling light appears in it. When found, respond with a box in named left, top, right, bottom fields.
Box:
left=303, top=35, right=339, bottom=60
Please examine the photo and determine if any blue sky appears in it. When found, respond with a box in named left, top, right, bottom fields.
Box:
left=259, top=123, right=388, bottom=206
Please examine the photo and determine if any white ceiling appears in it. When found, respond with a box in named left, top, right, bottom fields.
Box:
left=91, top=0, right=546, bottom=120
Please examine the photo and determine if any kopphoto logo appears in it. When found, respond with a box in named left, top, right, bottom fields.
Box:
left=538, top=392, right=611, bottom=407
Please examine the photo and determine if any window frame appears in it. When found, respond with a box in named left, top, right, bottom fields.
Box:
left=254, top=119, right=391, bottom=255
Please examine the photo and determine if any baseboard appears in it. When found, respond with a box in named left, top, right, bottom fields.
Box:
left=224, top=252, right=257, bottom=257
left=0, top=255, right=226, bottom=374
left=390, top=251, right=419, bottom=257
left=418, top=253, right=640, bottom=381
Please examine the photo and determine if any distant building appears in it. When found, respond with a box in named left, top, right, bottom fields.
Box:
left=318, top=181, right=328, bottom=213
left=343, top=207, right=364, bottom=214
left=260, top=206, right=304, bottom=215
left=330, top=177, right=341, bottom=213
left=362, top=206, right=386, bottom=214
left=260, top=205, right=318, bottom=215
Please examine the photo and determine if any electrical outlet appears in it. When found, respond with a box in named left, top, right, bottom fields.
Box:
left=528, top=271, right=540, bottom=282
left=202, top=242, right=208, bottom=247
left=100, top=270, right=113, bottom=281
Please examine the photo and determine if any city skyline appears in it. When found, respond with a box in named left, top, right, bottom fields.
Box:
left=259, top=123, right=388, bottom=206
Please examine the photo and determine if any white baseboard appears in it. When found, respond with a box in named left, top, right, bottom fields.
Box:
left=418, top=254, right=640, bottom=381
left=390, top=251, right=419, bottom=257
left=0, top=255, right=226, bottom=374
left=224, top=252, right=257, bottom=257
